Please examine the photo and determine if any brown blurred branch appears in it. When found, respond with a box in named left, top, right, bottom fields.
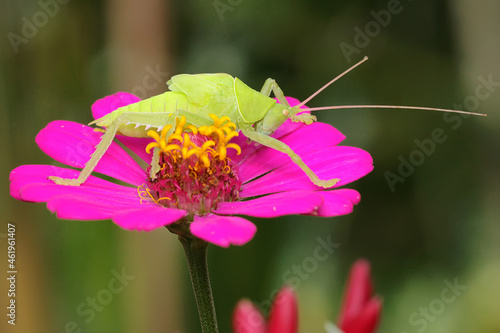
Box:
left=106, top=1, right=183, bottom=332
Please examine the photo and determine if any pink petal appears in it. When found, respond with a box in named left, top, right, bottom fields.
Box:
left=35, top=121, right=146, bottom=186
left=19, top=167, right=184, bottom=227
left=338, top=259, right=373, bottom=328
left=116, top=135, right=154, bottom=164
left=91, top=92, right=141, bottom=120
left=267, top=286, right=298, bottom=333
left=10, top=165, right=137, bottom=202
left=233, top=299, right=266, bottom=333
left=19, top=182, right=139, bottom=205
left=46, top=194, right=143, bottom=220
left=316, top=189, right=361, bottom=217
left=190, top=215, right=257, bottom=248
left=238, top=122, right=346, bottom=183
left=213, top=191, right=323, bottom=218
left=10, top=164, right=160, bottom=222
left=112, top=206, right=187, bottom=231
left=240, top=146, right=373, bottom=198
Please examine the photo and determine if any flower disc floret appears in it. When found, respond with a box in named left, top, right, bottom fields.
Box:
left=141, top=114, right=242, bottom=218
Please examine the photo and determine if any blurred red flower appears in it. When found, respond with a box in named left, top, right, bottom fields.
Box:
left=337, top=259, right=382, bottom=333
left=232, top=259, right=381, bottom=333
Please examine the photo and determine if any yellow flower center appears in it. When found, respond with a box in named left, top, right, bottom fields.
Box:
left=139, top=114, right=243, bottom=217
left=145, top=114, right=241, bottom=168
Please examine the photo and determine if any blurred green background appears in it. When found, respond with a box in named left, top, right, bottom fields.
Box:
left=1, top=0, right=499, bottom=332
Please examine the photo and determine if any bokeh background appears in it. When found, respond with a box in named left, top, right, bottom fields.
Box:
left=2, top=0, right=499, bottom=332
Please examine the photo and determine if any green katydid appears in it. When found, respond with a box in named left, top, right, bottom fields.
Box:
left=49, top=57, right=485, bottom=187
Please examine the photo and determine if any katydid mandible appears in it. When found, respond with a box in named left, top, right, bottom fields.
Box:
left=49, top=57, right=485, bottom=187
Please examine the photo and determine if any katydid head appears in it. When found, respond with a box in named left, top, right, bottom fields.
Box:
left=254, top=56, right=371, bottom=135
left=255, top=101, right=318, bottom=135
left=256, top=55, right=486, bottom=136
left=255, top=102, right=289, bottom=135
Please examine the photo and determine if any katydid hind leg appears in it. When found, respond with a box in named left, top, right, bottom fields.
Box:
left=49, top=110, right=214, bottom=186
left=49, top=118, right=122, bottom=186
left=239, top=121, right=339, bottom=188
left=50, top=112, right=171, bottom=186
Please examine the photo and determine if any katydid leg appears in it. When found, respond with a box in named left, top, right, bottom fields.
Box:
left=260, top=78, right=290, bottom=106
left=50, top=110, right=214, bottom=186
left=49, top=116, right=123, bottom=186
left=238, top=120, right=339, bottom=188
left=260, top=78, right=316, bottom=124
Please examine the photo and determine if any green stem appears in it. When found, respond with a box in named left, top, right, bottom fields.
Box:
left=180, top=236, right=219, bottom=333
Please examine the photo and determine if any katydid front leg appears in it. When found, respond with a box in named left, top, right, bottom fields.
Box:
left=238, top=120, right=340, bottom=188
left=260, top=78, right=289, bottom=106
left=260, top=78, right=316, bottom=124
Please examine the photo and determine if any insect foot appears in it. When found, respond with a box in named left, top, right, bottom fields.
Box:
left=314, top=177, right=341, bottom=188
left=48, top=176, right=82, bottom=186
left=291, top=113, right=317, bottom=124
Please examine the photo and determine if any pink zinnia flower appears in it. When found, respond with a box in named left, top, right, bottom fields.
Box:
left=9, top=92, right=373, bottom=247
left=232, top=260, right=382, bottom=333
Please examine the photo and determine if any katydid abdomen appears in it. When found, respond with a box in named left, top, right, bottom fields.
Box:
left=91, top=89, right=238, bottom=137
